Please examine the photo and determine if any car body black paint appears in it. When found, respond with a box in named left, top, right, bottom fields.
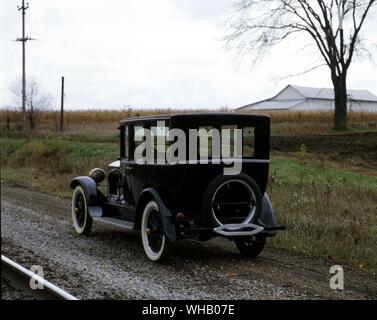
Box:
left=70, top=113, right=281, bottom=243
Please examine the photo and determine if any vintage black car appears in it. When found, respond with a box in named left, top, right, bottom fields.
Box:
left=70, top=113, right=284, bottom=262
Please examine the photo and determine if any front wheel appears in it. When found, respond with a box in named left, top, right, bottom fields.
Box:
left=235, top=236, right=266, bottom=258
left=72, top=186, right=92, bottom=235
left=141, top=201, right=171, bottom=262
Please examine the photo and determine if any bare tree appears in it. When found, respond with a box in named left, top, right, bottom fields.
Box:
left=11, top=79, right=52, bottom=130
left=225, top=0, right=376, bottom=129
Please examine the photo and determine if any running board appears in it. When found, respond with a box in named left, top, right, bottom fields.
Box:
left=93, top=217, right=134, bottom=230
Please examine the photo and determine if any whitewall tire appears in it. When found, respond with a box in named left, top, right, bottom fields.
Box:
left=72, top=186, right=92, bottom=235
left=141, top=201, right=171, bottom=262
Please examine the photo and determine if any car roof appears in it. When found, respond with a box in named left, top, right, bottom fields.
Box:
left=120, top=112, right=270, bottom=124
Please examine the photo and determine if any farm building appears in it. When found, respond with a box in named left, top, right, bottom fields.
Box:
left=238, top=84, right=377, bottom=112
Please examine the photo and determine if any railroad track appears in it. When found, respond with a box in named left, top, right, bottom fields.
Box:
left=1, top=255, right=78, bottom=300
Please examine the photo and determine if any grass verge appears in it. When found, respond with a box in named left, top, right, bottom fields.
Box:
left=268, top=157, right=377, bottom=270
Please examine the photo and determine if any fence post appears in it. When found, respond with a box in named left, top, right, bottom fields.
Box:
left=6, top=115, right=10, bottom=130
left=60, top=76, right=64, bottom=131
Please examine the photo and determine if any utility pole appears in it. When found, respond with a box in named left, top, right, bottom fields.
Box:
left=16, top=0, right=33, bottom=131
left=60, top=76, right=64, bottom=131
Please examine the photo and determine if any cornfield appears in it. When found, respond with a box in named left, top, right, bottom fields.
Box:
left=1, top=109, right=377, bottom=133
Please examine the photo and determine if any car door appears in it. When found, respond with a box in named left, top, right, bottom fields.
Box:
left=122, top=123, right=148, bottom=206
left=120, top=124, right=134, bottom=205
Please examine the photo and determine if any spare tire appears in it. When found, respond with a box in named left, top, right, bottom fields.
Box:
left=202, top=173, right=262, bottom=227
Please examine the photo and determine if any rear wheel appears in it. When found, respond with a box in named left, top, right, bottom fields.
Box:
left=141, top=201, right=171, bottom=262
left=235, top=236, right=266, bottom=258
left=72, top=186, right=92, bottom=235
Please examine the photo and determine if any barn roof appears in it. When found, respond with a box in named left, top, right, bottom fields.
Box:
left=238, top=84, right=377, bottom=110
left=290, top=85, right=377, bottom=102
left=242, top=100, right=302, bottom=110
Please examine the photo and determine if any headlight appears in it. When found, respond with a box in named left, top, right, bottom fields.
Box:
left=89, top=168, right=105, bottom=184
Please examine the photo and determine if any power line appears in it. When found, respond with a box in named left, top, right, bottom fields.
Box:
left=16, top=0, right=34, bottom=131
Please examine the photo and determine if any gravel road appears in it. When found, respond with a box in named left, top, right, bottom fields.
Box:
left=1, top=184, right=376, bottom=300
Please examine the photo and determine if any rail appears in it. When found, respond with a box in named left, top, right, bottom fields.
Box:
left=1, top=255, right=78, bottom=300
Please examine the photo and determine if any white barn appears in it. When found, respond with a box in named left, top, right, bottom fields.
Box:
left=238, top=84, right=377, bottom=112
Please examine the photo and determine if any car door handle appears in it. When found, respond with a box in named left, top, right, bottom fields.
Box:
left=125, top=166, right=133, bottom=170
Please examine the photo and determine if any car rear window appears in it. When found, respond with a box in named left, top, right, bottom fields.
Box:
left=198, top=125, right=254, bottom=158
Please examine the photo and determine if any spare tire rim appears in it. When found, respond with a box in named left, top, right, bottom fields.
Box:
left=211, top=179, right=257, bottom=226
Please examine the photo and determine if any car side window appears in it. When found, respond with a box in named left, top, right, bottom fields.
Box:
left=133, top=125, right=145, bottom=156
left=151, top=124, right=170, bottom=161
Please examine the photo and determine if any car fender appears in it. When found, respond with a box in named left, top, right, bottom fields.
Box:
left=70, top=176, right=103, bottom=218
left=135, top=187, right=177, bottom=242
left=258, top=193, right=277, bottom=236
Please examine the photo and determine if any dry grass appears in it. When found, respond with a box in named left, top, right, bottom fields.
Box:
left=0, top=137, right=117, bottom=197
left=1, top=109, right=377, bottom=134
left=0, top=108, right=206, bottom=131
left=241, top=109, right=377, bottom=124
left=268, top=155, right=377, bottom=270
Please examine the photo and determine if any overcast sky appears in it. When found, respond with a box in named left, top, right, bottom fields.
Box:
left=1, top=0, right=376, bottom=110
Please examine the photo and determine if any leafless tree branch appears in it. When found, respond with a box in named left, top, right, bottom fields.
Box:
left=10, top=79, right=52, bottom=130
left=224, top=0, right=376, bottom=129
